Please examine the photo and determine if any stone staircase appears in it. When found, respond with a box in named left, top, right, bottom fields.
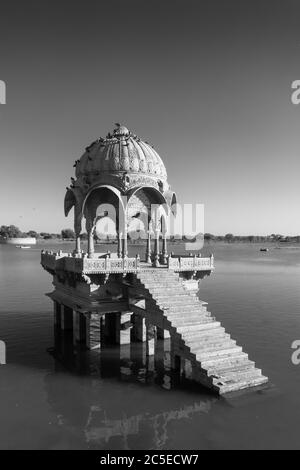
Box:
left=135, top=269, right=268, bottom=395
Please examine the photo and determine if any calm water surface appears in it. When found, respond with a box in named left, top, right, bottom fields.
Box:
left=0, top=242, right=299, bottom=449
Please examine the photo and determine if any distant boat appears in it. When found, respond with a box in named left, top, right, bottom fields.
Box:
left=260, top=248, right=269, bottom=252
left=16, top=245, right=31, bottom=249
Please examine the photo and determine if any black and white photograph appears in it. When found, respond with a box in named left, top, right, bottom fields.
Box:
left=0, top=0, right=299, bottom=454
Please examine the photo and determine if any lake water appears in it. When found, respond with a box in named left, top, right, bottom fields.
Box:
left=0, top=242, right=299, bottom=449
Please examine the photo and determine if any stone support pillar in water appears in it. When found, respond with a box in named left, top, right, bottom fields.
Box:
left=73, top=311, right=90, bottom=347
left=157, top=327, right=170, bottom=340
left=53, top=301, right=61, bottom=328
left=118, top=312, right=132, bottom=345
left=131, top=313, right=146, bottom=342
left=89, top=313, right=101, bottom=350
left=146, top=321, right=156, bottom=356
left=170, top=342, right=185, bottom=383
left=103, top=313, right=117, bottom=344
left=61, top=305, right=73, bottom=331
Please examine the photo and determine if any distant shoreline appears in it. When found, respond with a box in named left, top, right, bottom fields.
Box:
left=11, top=238, right=300, bottom=248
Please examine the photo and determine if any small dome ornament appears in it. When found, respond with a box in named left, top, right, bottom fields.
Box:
left=113, top=123, right=130, bottom=137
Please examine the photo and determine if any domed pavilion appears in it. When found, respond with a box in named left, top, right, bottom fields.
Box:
left=64, top=124, right=177, bottom=265
left=41, top=124, right=267, bottom=396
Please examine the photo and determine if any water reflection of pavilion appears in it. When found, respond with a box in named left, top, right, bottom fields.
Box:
left=46, top=330, right=217, bottom=449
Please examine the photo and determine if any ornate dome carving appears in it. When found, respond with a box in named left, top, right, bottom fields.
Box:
left=75, top=124, right=167, bottom=182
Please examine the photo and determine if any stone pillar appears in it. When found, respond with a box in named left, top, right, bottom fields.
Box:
left=116, top=312, right=132, bottom=345
left=88, top=230, right=94, bottom=258
left=171, top=352, right=182, bottom=376
left=103, top=313, right=118, bottom=344
left=84, top=315, right=91, bottom=349
left=117, top=232, right=122, bottom=258
left=89, top=313, right=101, bottom=350
left=61, top=305, right=73, bottom=331
left=100, top=316, right=106, bottom=345
left=162, top=232, right=168, bottom=264
left=123, top=229, right=128, bottom=258
left=102, top=312, right=132, bottom=346
left=154, top=337, right=165, bottom=376
left=118, top=312, right=132, bottom=366
left=184, top=359, right=193, bottom=380
left=146, top=322, right=156, bottom=356
left=157, top=327, right=170, bottom=340
left=131, top=314, right=146, bottom=342
left=73, top=311, right=80, bottom=345
left=54, top=301, right=61, bottom=328
left=75, top=235, right=81, bottom=254
left=146, top=230, right=152, bottom=264
left=154, top=229, right=160, bottom=267
left=170, top=344, right=184, bottom=383
left=73, top=311, right=89, bottom=346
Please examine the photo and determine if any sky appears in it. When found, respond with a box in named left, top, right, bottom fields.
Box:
left=0, top=0, right=300, bottom=235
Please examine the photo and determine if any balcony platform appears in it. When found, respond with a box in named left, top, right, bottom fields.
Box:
left=41, top=250, right=214, bottom=276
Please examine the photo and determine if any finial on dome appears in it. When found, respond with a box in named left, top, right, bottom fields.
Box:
left=113, top=123, right=130, bottom=137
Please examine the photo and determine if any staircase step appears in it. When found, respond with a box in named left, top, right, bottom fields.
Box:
left=188, top=339, right=237, bottom=353
left=183, top=332, right=230, bottom=344
left=180, top=326, right=226, bottom=339
left=169, top=317, right=216, bottom=327
left=164, top=309, right=209, bottom=318
left=154, top=297, right=199, bottom=306
left=176, top=321, right=221, bottom=333
left=152, top=307, right=210, bottom=318
left=167, top=305, right=208, bottom=313
left=194, top=345, right=243, bottom=360
left=212, top=368, right=262, bottom=385
left=146, top=288, right=186, bottom=295
left=200, top=351, right=249, bottom=368
left=168, top=311, right=210, bottom=319
left=216, top=375, right=268, bottom=394
left=206, top=359, right=255, bottom=376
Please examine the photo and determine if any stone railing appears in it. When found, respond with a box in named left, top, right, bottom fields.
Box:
left=81, top=256, right=140, bottom=274
left=41, top=250, right=66, bottom=270
left=167, top=254, right=214, bottom=271
left=41, top=250, right=141, bottom=274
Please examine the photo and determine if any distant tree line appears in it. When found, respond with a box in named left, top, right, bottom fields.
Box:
left=0, top=225, right=41, bottom=239
left=203, top=233, right=300, bottom=243
left=0, top=225, right=75, bottom=240
left=1, top=225, right=300, bottom=244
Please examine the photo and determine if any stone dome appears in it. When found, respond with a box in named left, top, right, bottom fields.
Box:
left=75, top=124, right=167, bottom=181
